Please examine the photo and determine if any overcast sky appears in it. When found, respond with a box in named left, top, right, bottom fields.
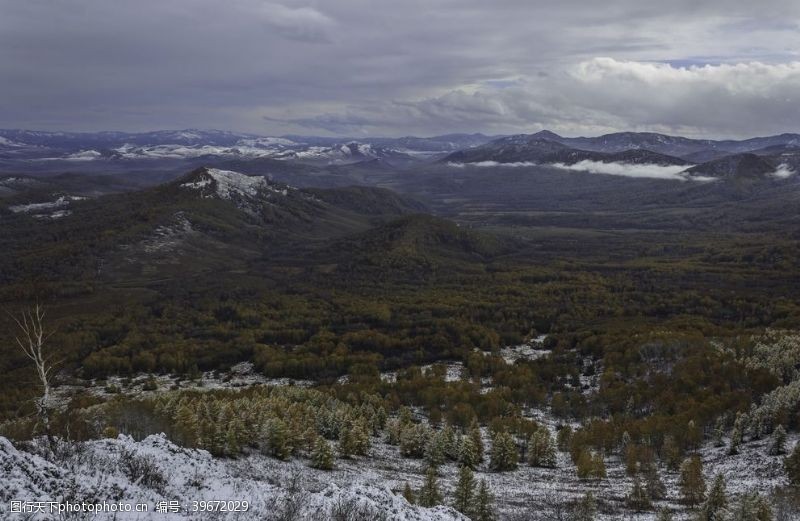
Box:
left=1, top=0, right=799, bottom=137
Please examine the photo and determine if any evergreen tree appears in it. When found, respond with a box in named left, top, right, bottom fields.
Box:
left=453, top=465, right=476, bottom=516
left=643, top=462, right=666, bottom=500
left=557, top=425, right=573, bottom=452
left=576, top=449, right=594, bottom=480
left=626, top=476, right=652, bottom=511
left=386, top=418, right=402, bottom=446
left=728, top=412, right=746, bottom=456
left=460, top=435, right=480, bottom=469
left=679, top=455, right=706, bottom=507
left=418, top=466, right=443, bottom=507
left=224, top=424, right=241, bottom=456
left=311, top=437, right=335, bottom=470
left=264, top=418, right=291, bottom=460
left=731, top=492, right=773, bottom=521
left=400, top=423, right=429, bottom=458
left=662, top=435, right=682, bottom=471
left=687, top=420, right=702, bottom=452
left=468, top=420, right=484, bottom=463
left=697, top=474, right=728, bottom=521
left=338, top=423, right=355, bottom=458
left=528, top=429, right=557, bottom=468
left=490, top=431, right=518, bottom=471
left=573, top=492, right=596, bottom=521
left=471, top=479, right=496, bottom=521
left=768, top=424, right=787, bottom=456
left=425, top=430, right=446, bottom=467
left=399, top=406, right=413, bottom=425
left=656, top=507, right=673, bottom=521
left=784, top=442, right=800, bottom=485
left=351, top=419, right=371, bottom=456
left=621, top=431, right=632, bottom=453
left=402, top=482, right=415, bottom=504
left=712, top=416, right=726, bottom=448
left=442, top=424, right=460, bottom=461
left=591, top=451, right=607, bottom=479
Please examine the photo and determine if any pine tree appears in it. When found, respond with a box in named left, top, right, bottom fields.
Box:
left=425, top=430, right=446, bottom=467
left=769, top=424, right=787, bottom=456
left=225, top=424, right=241, bottom=456
left=784, top=442, right=800, bottom=485
left=399, top=406, right=413, bottom=425
left=453, top=465, right=476, bottom=516
left=351, top=419, right=371, bottom=456
left=573, top=492, right=596, bottom=521
left=731, top=492, right=773, bottom=521
left=626, top=476, right=652, bottom=511
left=490, top=431, right=518, bottom=471
left=267, top=418, right=291, bottom=460
left=662, top=435, right=682, bottom=471
left=728, top=412, right=746, bottom=455
left=528, top=429, right=557, bottom=468
left=576, top=449, right=594, bottom=480
left=402, top=482, right=415, bottom=504
left=468, top=420, right=484, bottom=463
left=556, top=425, right=573, bottom=452
left=621, top=431, right=632, bottom=453
left=418, top=466, right=443, bottom=507
left=643, top=462, right=666, bottom=500
left=442, top=424, right=459, bottom=461
left=311, top=437, right=335, bottom=470
left=400, top=423, right=428, bottom=458
left=591, top=451, right=606, bottom=479
left=679, top=455, right=706, bottom=507
left=338, top=423, right=355, bottom=458
left=471, top=479, right=496, bottom=521
left=386, top=418, right=402, bottom=446
left=460, top=435, right=480, bottom=469
left=697, top=474, right=728, bottom=521
left=712, top=416, right=726, bottom=447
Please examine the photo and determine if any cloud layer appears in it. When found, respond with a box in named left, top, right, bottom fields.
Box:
left=549, top=160, right=691, bottom=180
left=1, top=0, right=800, bottom=136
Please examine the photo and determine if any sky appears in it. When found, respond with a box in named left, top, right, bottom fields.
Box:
left=1, top=0, right=799, bottom=138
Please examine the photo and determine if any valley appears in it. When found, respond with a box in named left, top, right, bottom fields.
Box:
left=2, top=129, right=800, bottom=520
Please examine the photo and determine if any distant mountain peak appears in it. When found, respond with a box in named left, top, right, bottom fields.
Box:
left=530, top=130, right=563, bottom=140
left=684, top=153, right=777, bottom=181
left=179, top=167, right=289, bottom=202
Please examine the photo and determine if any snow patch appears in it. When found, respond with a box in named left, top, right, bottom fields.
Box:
left=0, top=434, right=466, bottom=521
left=9, top=195, right=84, bottom=216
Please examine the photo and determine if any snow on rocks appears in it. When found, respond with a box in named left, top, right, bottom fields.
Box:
left=180, top=168, right=289, bottom=207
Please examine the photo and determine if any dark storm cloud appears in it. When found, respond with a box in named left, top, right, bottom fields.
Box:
left=1, top=0, right=799, bottom=137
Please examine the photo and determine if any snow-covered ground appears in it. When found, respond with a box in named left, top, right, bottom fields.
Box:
left=17, top=344, right=800, bottom=521
left=3, top=404, right=792, bottom=521
left=498, top=336, right=550, bottom=364
left=0, top=434, right=467, bottom=521
left=8, top=195, right=84, bottom=219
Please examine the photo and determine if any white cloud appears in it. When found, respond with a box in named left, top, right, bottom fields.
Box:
left=281, top=58, right=800, bottom=137
left=549, top=160, right=691, bottom=180
left=447, top=161, right=538, bottom=168
left=256, top=3, right=336, bottom=42
left=772, top=163, right=796, bottom=178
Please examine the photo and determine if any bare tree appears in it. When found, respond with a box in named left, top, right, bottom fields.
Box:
left=8, top=303, right=57, bottom=443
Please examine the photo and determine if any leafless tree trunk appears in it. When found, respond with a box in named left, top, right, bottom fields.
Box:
left=8, top=303, right=56, bottom=445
